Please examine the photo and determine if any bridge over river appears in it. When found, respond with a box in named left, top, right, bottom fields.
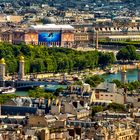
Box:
left=3, top=80, right=67, bottom=91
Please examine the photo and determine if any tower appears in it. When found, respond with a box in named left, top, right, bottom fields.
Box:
left=121, top=65, right=126, bottom=83
left=0, top=58, right=6, bottom=81
left=138, top=63, right=140, bottom=82
left=19, top=56, right=25, bottom=80
left=95, top=31, right=99, bottom=49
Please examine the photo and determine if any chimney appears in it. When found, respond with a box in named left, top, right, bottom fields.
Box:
left=75, top=127, right=81, bottom=136
left=68, top=129, right=75, bottom=138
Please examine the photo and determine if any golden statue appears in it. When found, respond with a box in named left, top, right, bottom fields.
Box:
left=122, top=65, right=126, bottom=72
left=138, top=62, right=140, bottom=69
left=19, top=56, right=25, bottom=62
left=0, top=58, right=5, bottom=64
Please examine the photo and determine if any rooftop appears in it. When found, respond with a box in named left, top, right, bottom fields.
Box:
left=29, top=24, right=74, bottom=31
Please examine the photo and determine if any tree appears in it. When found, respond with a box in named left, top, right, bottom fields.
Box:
left=44, top=57, right=56, bottom=72
left=116, top=45, right=139, bottom=61
left=92, top=106, right=104, bottom=117
left=28, top=87, right=55, bottom=99
left=98, top=52, right=115, bottom=67
left=85, top=75, right=104, bottom=87
left=30, top=58, right=45, bottom=73
left=54, top=87, right=64, bottom=96
left=0, top=43, right=115, bottom=74
left=112, top=79, right=122, bottom=88
left=107, top=103, right=125, bottom=112
left=0, top=94, right=17, bottom=115
left=112, top=80, right=140, bottom=92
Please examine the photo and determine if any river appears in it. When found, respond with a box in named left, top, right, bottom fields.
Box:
left=15, top=84, right=67, bottom=97
left=15, top=69, right=139, bottom=96
left=103, top=69, right=138, bottom=82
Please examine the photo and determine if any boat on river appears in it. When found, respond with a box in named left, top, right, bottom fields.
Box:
left=0, top=87, right=16, bottom=94
left=106, top=68, right=117, bottom=74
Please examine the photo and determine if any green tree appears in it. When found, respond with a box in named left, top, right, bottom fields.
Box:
left=0, top=43, right=115, bottom=74
left=44, top=57, right=55, bottom=72
left=112, top=79, right=122, bottom=88
left=116, top=45, right=139, bottom=61
left=28, top=87, right=55, bottom=99
left=30, top=58, right=45, bottom=73
left=107, top=103, right=125, bottom=112
left=92, top=106, right=104, bottom=117
left=85, top=75, right=104, bottom=87
left=0, top=94, right=17, bottom=115
left=98, top=52, right=115, bottom=67
left=54, top=87, right=64, bottom=96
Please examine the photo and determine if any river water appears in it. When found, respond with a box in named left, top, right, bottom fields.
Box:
left=103, top=69, right=138, bottom=82
left=15, top=84, right=67, bottom=97
left=15, top=69, right=139, bottom=96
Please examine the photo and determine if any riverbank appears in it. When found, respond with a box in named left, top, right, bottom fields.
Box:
left=4, top=61, right=140, bottom=84
left=111, top=63, right=138, bottom=72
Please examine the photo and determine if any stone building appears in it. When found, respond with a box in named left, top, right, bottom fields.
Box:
left=95, top=82, right=125, bottom=104
left=87, top=122, right=137, bottom=140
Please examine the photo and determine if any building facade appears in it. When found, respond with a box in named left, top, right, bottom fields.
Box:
left=29, top=24, right=74, bottom=47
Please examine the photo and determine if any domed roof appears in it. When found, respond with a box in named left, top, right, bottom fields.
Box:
left=0, top=58, right=5, bottom=64
left=19, top=56, right=25, bottom=62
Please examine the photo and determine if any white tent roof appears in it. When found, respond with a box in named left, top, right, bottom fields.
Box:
left=30, top=24, right=74, bottom=31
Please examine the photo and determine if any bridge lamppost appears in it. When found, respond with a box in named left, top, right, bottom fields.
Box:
left=19, top=56, right=25, bottom=81
left=0, top=58, right=6, bottom=87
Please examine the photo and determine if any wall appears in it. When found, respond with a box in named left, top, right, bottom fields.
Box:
left=28, top=116, right=48, bottom=127
left=12, top=31, right=25, bottom=44
left=96, top=92, right=124, bottom=104
left=61, top=32, right=74, bottom=47
left=24, top=32, right=38, bottom=45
